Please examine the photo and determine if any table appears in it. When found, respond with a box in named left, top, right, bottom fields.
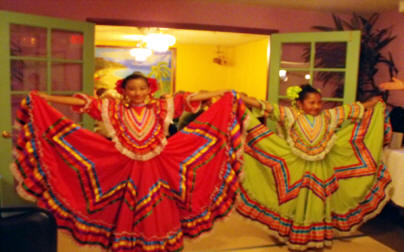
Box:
left=384, top=148, right=404, bottom=207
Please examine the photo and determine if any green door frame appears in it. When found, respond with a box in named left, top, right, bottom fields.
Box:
left=268, top=31, right=361, bottom=105
left=0, top=10, right=94, bottom=206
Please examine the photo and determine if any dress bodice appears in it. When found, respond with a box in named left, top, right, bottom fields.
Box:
left=74, top=93, right=200, bottom=160
left=262, top=103, right=364, bottom=160
left=286, top=111, right=338, bottom=160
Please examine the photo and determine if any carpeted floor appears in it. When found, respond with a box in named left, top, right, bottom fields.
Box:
left=183, top=210, right=397, bottom=252
left=58, top=204, right=404, bottom=252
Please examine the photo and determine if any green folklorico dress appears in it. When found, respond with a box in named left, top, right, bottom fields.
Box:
left=237, top=102, right=392, bottom=250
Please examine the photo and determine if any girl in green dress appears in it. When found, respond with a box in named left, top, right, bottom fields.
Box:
left=237, top=84, right=391, bottom=250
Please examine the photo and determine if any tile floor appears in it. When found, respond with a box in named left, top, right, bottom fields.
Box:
left=58, top=203, right=404, bottom=252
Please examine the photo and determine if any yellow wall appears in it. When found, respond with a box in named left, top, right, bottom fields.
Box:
left=175, top=39, right=269, bottom=98
left=96, top=38, right=269, bottom=99
left=175, top=44, right=231, bottom=92
left=229, top=39, right=269, bottom=100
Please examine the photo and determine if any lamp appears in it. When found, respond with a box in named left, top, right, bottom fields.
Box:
left=212, top=46, right=228, bottom=65
left=143, top=33, right=176, bottom=52
left=279, top=69, right=288, bottom=81
left=130, top=47, right=152, bottom=62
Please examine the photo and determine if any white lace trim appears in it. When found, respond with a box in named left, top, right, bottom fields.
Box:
left=186, top=92, right=202, bottom=113
left=286, top=134, right=338, bottom=161
left=10, top=161, right=37, bottom=202
left=164, top=97, right=174, bottom=136
left=239, top=108, right=250, bottom=161
left=101, top=99, right=166, bottom=161
left=11, top=93, right=42, bottom=202
left=283, top=107, right=338, bottom=161
left=72, top=93, right=92, bottom=113
left=356, top=102, right=365, bottom=120
left=255, top=99, right=267, bottom=117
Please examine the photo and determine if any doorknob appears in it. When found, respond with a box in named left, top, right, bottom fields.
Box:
left=2, top=130, right=12, bottom=138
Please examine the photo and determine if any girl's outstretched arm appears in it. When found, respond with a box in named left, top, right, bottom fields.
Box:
left=37, top=92, right=86, bottom=106
left=362, top=96, right=383, bottom=109
left=239, top=93, right=273, bottom=113
left=379, top=77, right=404, bottom=90
left=188, top=90, right=231, bottom=101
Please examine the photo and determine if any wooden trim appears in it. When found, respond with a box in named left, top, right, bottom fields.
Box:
left=87, top=18, right=278, bottom=35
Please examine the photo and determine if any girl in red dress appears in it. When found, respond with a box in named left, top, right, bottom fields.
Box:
left=11, top=73, right=248, bottom=251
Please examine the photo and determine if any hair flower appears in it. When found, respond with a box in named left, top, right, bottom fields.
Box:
left=115, top=79, right=124, bottom=94
left=286, top=86, right=302, bottom=101
left=147, top=78, right=159, bottom=94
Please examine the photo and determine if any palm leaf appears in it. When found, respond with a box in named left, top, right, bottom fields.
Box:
left=312, top=26, right=336, bottom=31
left=368, top=13, right=380, bottom=26
left=332, top=14, right=344, bottom=30
left=310, top=12, right=398, bottom=101
left=350, top=14, right=361, bottom=29
left=375, top=37, right=396, bottom=52
left=342, top=20, right=355, bottom=30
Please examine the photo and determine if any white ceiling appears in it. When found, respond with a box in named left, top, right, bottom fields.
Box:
left=95, top=25, right=269, bottom=46
left=95, top=0, right=403, bottom=47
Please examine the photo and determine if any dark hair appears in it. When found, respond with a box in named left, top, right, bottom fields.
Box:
left=121, top=72, right=148, bottom=89
left=297, top=84, right=321, bottom=102
left=96, top=88, right=107, bottom=97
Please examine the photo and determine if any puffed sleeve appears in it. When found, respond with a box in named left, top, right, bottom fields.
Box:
left=172, top=92, right=201, bottom=119
left=251, top=102, right=288, bottom=124
left=71, top=93, right=103, bottom=121
left=328, top=102, right=364, bottom=127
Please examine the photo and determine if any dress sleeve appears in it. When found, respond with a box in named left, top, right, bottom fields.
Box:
left=251, top=103, right=288, bottom=124
left=329, top=102, right=364, bottom=127
left=71, top=93, right=103, bottom=121
left=172, top=92, right=201, bottom=119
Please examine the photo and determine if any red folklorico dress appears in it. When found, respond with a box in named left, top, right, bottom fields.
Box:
left=11, top=91, right=247, bottom=251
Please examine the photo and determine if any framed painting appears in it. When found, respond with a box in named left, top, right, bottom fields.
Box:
left=94, top=46, right=176, bottom=97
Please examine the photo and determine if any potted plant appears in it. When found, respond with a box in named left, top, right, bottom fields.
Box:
left=308, top=13, right=398, bottom=102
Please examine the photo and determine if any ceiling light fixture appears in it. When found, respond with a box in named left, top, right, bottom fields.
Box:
left=123, top=34, right=145, bottom=40
left=143, top=33, right=176, bottom=52
left=130, top=47, right=152, bottom=62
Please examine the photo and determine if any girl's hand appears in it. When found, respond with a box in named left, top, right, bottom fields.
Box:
left=217, top=89, right=232, bottom=96
left=189, top=89, right=231, bottom=102
left=362, top=96, right=383, bottom=109
left=239, top=92, right=248, bottom=99
left=379, top=77, right=404, bottom=91
left=37, top=91, right=48, bottom=100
